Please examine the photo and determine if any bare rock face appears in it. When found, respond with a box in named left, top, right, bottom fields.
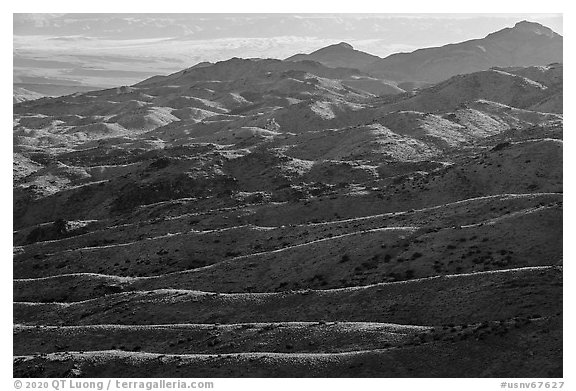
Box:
left=13, top=21, right=562, bottom=378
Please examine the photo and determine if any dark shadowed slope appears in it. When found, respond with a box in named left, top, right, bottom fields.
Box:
left=286, top=42, right=381, bottom=71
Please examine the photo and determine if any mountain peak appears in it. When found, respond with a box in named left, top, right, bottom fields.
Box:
left=315, top=42, right=355, bottom=53
left=513, top=20, right=556, bottom=36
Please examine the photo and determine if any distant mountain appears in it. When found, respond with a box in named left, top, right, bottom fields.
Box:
left=376, top=65, right=563, bottom=114
left=137, top=57, right=404, bottom=98
left=137, top=57, right=369, bottom=88
left=284, top=44, right=402, bottom=95
left=13, top=87, right=45, bottom=104
left=286, top=42, right=381, bottom=71
left=364, top=21, right=563, bottom=83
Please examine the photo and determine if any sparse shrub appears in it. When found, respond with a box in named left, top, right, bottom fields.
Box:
left=53, top=219, right=68, bottom=235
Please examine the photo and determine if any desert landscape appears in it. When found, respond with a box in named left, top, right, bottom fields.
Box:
left=13, top=17, right=562, bottom=377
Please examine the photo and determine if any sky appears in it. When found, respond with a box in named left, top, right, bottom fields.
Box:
left=13, top=13, right=563, bottom=88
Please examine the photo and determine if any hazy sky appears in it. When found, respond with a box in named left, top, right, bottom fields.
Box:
left=14, top=14, right=562, bottom=53
left=13, top=13, right=563, bottom=88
